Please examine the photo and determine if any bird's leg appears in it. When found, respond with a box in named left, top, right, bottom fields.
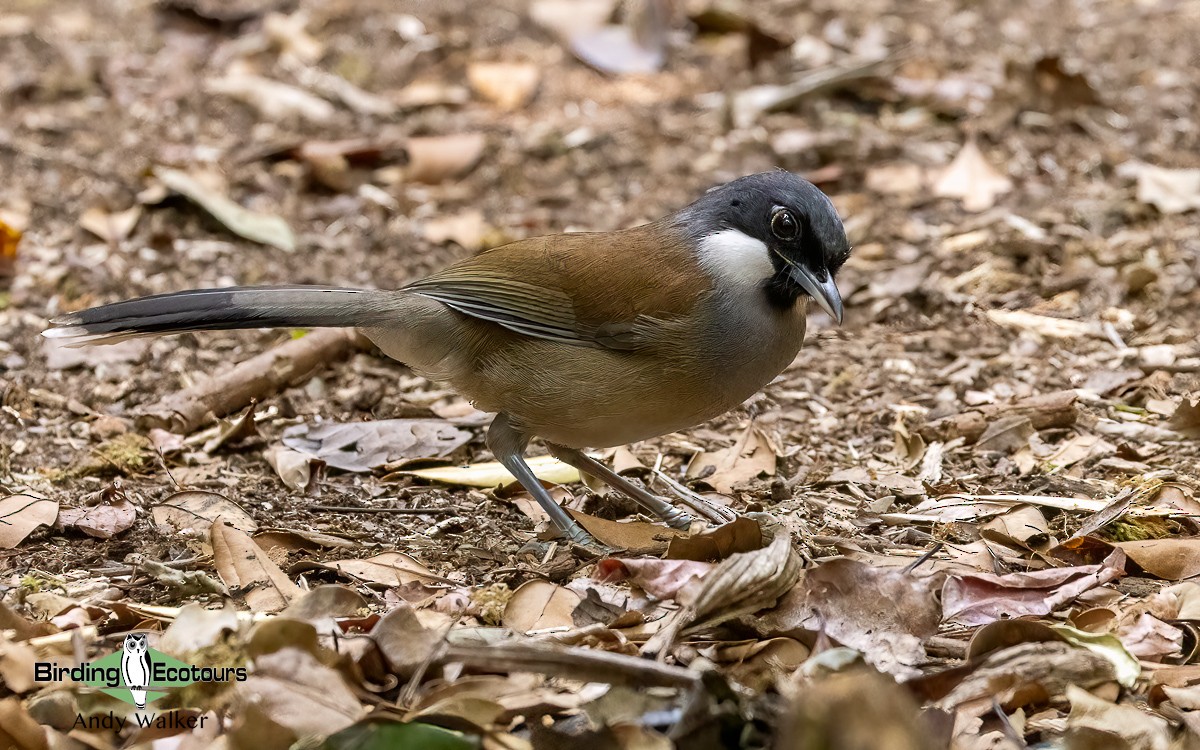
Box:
left=544, top=443, right=695, bottom=530
left=487, top=414, right=597, bottom=547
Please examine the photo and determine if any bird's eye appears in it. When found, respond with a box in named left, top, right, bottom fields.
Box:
left=771, top=209, right=799, bottom=240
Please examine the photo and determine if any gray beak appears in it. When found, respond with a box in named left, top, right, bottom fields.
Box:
left=788, top=265, right=844, bottom=324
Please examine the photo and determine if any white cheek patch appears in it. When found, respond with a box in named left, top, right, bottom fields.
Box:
left=696, top=229, right=774, bottom=288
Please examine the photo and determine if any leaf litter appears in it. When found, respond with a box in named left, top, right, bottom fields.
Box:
left=4, top=0, right=1200, bottom=747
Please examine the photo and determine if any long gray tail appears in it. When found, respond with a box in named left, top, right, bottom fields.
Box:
left=43, top=285, right=400, bottom=346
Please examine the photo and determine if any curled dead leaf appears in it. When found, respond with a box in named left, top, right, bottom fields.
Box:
left=467, top=61, right=540, bottom=110
left=754, top=558, right=944, bottom=677
left=643, top=531, right=800, bottom=658
left=933, top=139, right=1012, bottom=212
left=686, top=423, right=777, bottom=493
left=943, top=549, right=1125, bottom=626
left=0, top=495, right=58, bottom=549
left=57, top=499, right=135, bottom=539
left=152, top=490, right=258, bottom=534
left=502, top=580, right=582, bottom=633
left=211, top=522, right=301, bottom=613
left=403, top=133, right=486, bottom=184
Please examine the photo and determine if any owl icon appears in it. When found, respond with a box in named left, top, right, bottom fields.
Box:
left=120, top=633, right=152, bottom=710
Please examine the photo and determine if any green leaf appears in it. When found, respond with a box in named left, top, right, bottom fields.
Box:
left=321, top=721, right=481, bottom=750
left=1049, top=624, right=1140, bottom=687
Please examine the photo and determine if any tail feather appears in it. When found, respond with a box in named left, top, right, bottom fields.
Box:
left=44, top=285, right=398, bottom=346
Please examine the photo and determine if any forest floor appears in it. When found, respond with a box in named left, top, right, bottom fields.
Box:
left=2, top=0, right=1200, bottom=748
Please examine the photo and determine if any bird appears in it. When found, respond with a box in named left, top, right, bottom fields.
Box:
left=45, top=170, right=851, bottom=548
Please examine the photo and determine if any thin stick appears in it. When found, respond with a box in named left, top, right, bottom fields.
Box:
left=439, top=640, right=699, bottom=689
left=135, top=328, right=370, bottom=434
left=309, top=506, right=462, bottom=515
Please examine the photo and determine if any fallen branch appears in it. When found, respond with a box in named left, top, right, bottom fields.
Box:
left=918, top=390, right=1078, bottom=444
left=135, top=328, right=370, bottom=434
left=439, top=640, right=698, bottom=688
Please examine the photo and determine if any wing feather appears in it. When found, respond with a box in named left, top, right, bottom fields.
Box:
left=404, top=223, right=710, bottom=350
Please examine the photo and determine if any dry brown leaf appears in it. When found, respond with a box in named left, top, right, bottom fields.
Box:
left=371, top=604, right=449, bottom=677
left=404, top=133, right=486, bottom=184
left=687, top=424, right=777, bottom=493
left=235, top=647, right=365, bottom=738
left=643, top=531, right=800, bottom=658
left=529, top=0, right=613, bottom=39
left=1065, top=684, right=1170, bottom=750
left=1045, top=434, right=1113, bottom=469
left=665, top=516, right=763, bottom=561
left=1167, top=395, right=1200, bottom=437
left=255, top=528, right=358, bottom=553
left=933, top=139, right=1013, bottom=211
left=502, top=580, right=582, bottom=633
left=467, top=61, right=540, bottom=110
left=0, top=216, right=20, bottom=283
left=0, top=632, right=36, bottom=693
left=1128, top=162, right=1200, bottom=214
left=211, top=521, right=301, bottom=613
left=1114, top=538, right=1200, bottom=581
left=264, top=445, right=324, bottom=493
left=778, top=670, right=928, bottom=750
left=935, top=641, right=1116, bottom=711
left=568, top=509, right=687, bottom=554
left=1117, top=614, right=1183, bottom=662
left=282, top=419, right=472, bottom=472
left=422, top=210, right=491, bottom=252
left=943, top=549, right=1125, bottom=625
left=0, top=495, right=58, bottom=549
left=299, top=551, right=441, bottom=587
left=985, top=308, right=1101, bottom=339
left=0, top=697, right=46, bottom=750
left=595, top=557, right=713, bottom=600
left=864, top=162, right=926, bottom=196
left=152, top=490, right=258, bottom=534
left=980, top=504, right=1050, bottom=550
left=79, top=204, right=141, bottom=243
left=754, top=559, right=943, bottom=676
left=0, top=601, right=47, bottom=641
left=57, top=499, right=135, bottom=539
left=157, top=604, right=241, bottom=657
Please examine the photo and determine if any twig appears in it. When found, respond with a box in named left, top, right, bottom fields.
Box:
left=309, top=505, right=462, bottom=515
left=904, top=543, right=944, bottom=573
left=135, top=328, right=371, bottom=434
left=919, top=390, right=1078, bottom=444
left=1069, top=486, right=1141, bottom=540
left=439, top=640, right=699, bottom=689
left=89, top=555, right=202, bottom=576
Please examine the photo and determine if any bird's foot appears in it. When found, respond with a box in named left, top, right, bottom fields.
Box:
left=652, top=470, right=740, bottom=525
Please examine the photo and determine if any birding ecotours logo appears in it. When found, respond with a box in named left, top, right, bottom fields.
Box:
left=33, top=632, right=248, bottom=724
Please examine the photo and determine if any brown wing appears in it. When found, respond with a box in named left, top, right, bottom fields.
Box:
left=403, top=221, right=709, bottom=350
